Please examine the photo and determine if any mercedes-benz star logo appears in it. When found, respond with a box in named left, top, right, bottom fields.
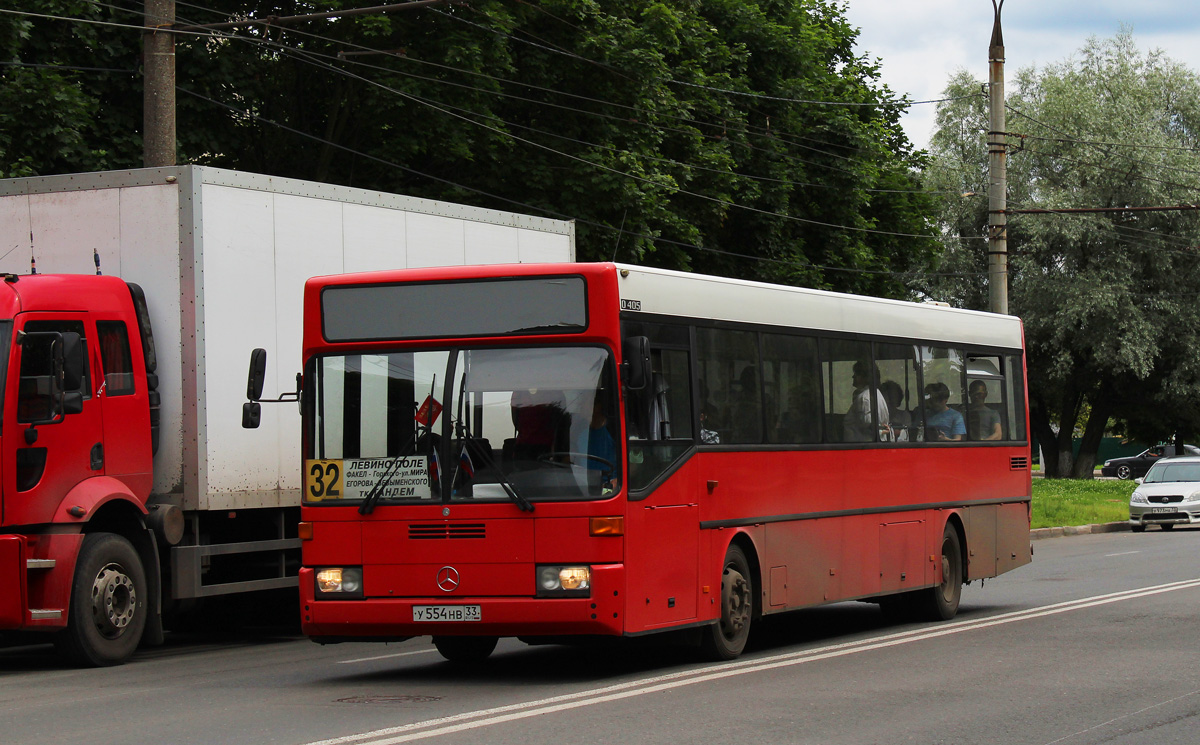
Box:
left=436, top=566, right=460, bottom=592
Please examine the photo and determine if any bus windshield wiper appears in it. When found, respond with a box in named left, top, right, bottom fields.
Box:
left=357, top=438, right=418, bottom=515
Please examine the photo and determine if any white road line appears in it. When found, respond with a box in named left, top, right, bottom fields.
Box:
left=1103, top=551, right=1140, bottom=557
left=338, top=649, right=438, bottom=664
left=305, top=577, right=1200, bottom=745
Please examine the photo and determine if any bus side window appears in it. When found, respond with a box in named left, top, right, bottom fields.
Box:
left=820, top=338, right=878, bottom=444
left=966, top=355, right=1005, bottom=441
left=919, top=345, right=966, bottom=443
left=697, top=327, right=761, bottom=444
left=763, top=332, right=820, bottom=444
left=621, top=320, right=693, bottom=493
left=1005, top=354, right=1027, bottom=441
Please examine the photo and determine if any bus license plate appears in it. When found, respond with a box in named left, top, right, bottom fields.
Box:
left=413, top=605, right=482, bottom=622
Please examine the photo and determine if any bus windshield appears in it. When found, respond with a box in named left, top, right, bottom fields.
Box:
left=304, top=345, right=621, bottom=506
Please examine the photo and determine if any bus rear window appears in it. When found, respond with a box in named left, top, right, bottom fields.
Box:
left=321, top=276, right=587, bottom=341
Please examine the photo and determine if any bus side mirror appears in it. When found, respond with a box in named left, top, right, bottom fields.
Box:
left=622, top=336, right=651, bottom=391
left=243, top=348, right=267, bottom=429
left=247, top=348, right=267, bottom=401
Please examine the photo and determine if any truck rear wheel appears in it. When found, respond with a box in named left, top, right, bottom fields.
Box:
left=55, top=532, right=148, bottom=667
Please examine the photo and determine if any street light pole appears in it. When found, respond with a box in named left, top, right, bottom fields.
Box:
left=987, top=0, right=1007, bottom=315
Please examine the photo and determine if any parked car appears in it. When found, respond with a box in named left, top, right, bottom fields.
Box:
left=1129, top=456, right=1200, bottom=532
left=1101, top=444, right=1200, bottom=480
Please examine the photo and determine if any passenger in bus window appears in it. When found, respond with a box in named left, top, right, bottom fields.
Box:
left=967, top=380, right=1003, bottom=440
left=879, top=380, right=910, bottom=442
left=844, top=361, right=889, bottom=442
left=923, top=382, right=965, bottom=441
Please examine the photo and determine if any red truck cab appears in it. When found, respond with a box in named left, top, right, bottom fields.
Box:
left=0, top=274, right=161, bottom=665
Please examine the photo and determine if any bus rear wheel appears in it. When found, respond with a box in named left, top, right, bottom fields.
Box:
left=701, top=544, right=753, bottom=660
left=433, top=635, right=498, bottom=662
left=54, top=532, right=148, bottom=667
left=914, top=523, right=963, bottom=621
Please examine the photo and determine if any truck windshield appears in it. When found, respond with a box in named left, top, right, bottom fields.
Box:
left=303, top=345, right=620, bottom=505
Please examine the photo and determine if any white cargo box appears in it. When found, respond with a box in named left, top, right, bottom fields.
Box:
left=0, top=166, right=575, bottom=512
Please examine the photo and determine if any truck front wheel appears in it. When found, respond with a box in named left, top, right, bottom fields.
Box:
left=55, top=532, right=148, bottom=667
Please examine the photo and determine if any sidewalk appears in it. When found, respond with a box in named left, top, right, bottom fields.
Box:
left=1030, top=521, right=1130, bottom=540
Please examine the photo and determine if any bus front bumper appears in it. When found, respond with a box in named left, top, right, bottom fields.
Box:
left=299, top=564, right=625, bottom=640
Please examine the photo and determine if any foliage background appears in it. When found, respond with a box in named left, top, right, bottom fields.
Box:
left=0, top=0, right=939, bottom=296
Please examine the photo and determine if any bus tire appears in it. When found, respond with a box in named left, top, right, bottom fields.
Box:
left=54, top=532, right=148, bottom=667
left=433, top=635, right=498, bottom=662
left=701, top=544, right=753, bottom=661
left=914, top=523, right=963, bottom=622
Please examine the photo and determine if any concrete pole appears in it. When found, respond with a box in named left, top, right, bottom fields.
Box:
left=987, top=1, right=1007, bottom=315
left=143, top=0, right=176, bottom=167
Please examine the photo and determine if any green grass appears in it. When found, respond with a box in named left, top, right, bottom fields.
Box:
left=1031, top=479, right=1133, bottom=529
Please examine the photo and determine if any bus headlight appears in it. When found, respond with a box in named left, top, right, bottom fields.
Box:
left=536, top=565, right=591, bottom=597
left=315, top=567, right=364, bottom=599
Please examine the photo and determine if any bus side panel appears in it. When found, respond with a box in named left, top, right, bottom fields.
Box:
left=996, top=501, right=1033, bottom=575
left=963, top=504, right=999, bottom=580
left=762, top=518, right=848, bottom=609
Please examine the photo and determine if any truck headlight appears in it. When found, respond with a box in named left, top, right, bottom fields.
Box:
left=315, top=567, right=363, bottom=599
left=536, top=565, right=591, bottom=597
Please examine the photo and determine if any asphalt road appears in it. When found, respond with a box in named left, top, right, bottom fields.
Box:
left=2, top=527, right=1199, bottom=745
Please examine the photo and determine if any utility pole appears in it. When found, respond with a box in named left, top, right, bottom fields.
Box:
left=141, top=1, right=456, bottom=168
left=143, top=0, right=176, bottom=167
left=987, top=0, right=1007, bottom=315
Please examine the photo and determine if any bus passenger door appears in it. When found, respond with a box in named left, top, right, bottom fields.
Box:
left=623, top=344, right=699, bottom=630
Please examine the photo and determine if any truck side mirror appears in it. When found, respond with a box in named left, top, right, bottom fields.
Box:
left=621, top=336, right=651, bottom=391
left=63, top=391, right=84, bottom=415
left=59, top=332, right=85, bottom=392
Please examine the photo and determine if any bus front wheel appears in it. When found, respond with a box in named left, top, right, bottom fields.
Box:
left=701, top=544, right=753, bottom=660
left=433, top=635, right=498, bottom=663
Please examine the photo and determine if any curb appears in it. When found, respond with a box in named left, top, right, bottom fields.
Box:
left=1029, top=522, right=1131, bottom=540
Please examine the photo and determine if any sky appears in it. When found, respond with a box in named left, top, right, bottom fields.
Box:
left=842, top=1, right=1200, bottom=150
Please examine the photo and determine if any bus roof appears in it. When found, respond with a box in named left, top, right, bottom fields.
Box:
left=613, top=263, right=1024, bottom=350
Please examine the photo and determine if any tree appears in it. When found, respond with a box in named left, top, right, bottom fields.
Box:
left=926, top=32, right=1200, bottom=477
left=3, top=0, right=938, bottom=295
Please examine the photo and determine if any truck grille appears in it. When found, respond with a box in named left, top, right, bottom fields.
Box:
left=408, top=523, right=486, bottom=540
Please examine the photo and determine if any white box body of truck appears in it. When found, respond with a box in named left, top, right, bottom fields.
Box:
left=0, top=165, right=574, bottom=597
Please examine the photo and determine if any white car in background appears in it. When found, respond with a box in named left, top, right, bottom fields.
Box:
left=1129, top=456, right=1200, bottom=532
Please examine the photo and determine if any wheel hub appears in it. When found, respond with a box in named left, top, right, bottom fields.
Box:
left=91, top=562, right=137, bottom=639
left=721, top=569, right=750, bottom=636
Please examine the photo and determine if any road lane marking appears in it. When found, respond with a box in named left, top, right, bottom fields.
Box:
left=338, top=649, right=438, bottom=664
left=1103, top=551, right=1140, bottom=557
left=305, top=577, right=1200, bottom=745
left=1042, top=687, right=1200, bottom=744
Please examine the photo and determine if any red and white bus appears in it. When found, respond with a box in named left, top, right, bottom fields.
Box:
left=279, top=262, right=1031, bottom=661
